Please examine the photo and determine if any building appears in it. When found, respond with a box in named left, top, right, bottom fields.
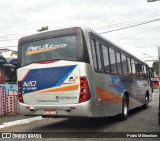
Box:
left=0, top=55, right=18, bottom=115
left=0, top=86, right=6, bottom=115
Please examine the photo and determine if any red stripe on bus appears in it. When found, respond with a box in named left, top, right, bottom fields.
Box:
left=35, top=60, right=59, bottom=64
left=21, top=70, right=30, bottom=81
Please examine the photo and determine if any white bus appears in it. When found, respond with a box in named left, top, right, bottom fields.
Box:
left=17, top=27, right=152, bottom=120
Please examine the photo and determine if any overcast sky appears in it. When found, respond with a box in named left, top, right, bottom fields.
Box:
left=0, top=0, right=160, bottom=66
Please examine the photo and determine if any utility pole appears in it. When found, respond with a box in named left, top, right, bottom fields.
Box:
left=158, top=46, right=160, bottom=125
left=147, top=0, right=160, bottom=125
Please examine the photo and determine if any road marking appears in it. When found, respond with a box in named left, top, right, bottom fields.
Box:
left=0, top=116, right=43, bottom=129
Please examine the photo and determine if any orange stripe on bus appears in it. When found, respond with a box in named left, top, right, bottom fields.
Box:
left=27, top=48, right=56, bottom=55
left=38, top=84, right=79, bottom=94
left=96, top=86, right=122, bottom=103
left=96, top=86, right=137, bottom=105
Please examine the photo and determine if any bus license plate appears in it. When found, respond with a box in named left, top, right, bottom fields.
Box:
left=44, top=110, right=56, bottom=115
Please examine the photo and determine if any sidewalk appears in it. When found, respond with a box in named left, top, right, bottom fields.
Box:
left=0, top=114, right=36, bottom=125
left=153, top=89, right=159, bottom=94
left=0, top=114, right=43, bottom=130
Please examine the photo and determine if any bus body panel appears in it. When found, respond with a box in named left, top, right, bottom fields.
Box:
left=19, top=100, right=96, bottom=117
left=93, top=73, right=149, bottom=117
left=18, top=61, right=98, bottom=117
left=18, top=61, right=81, bottom=105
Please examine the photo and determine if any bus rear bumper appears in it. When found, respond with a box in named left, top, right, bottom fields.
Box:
left=18, top=101, right=95, bottom=118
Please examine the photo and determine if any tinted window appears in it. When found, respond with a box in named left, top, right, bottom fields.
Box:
left=96, top=41, right=103, bottom=71
left=135, top=61, right=139, bottom=78
left=109, top=48, right=117, bottom=74
left=136, top=62, right=143, bottom=78
left=131, top=59, right=136, bottom=78
left=91, top=39, right=98, bottom=69
left=21, top=36, right=76, bottom=66
left=102, top=44, right=110, bottom=72
left=127, top=57, right=132, bottom=77
left=121, top=54, right=128, bottom=76
left=143, top=65, right=147, bottom=78
left=116, top=52, right=122, bottom=75
left=139, top=63, right=143, bottom=79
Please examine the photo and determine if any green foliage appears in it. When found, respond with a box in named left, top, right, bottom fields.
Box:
left=152, top=61, right=159, bottom=75
left=10, top=51, right=17, bottom=57
left=37, top=26, right=49, bottom=32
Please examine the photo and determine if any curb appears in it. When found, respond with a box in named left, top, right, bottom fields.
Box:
left=0, top=116, right=43, bottom=129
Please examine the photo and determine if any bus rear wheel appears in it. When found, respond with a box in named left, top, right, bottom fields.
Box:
left=119, top=96, right=128, bottom=121
left=142, top=95, right=148, bottom=109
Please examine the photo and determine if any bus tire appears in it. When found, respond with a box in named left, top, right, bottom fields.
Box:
left=142, top=95, right=149, bottom=109
left=119, top=96, right=128, bottom=121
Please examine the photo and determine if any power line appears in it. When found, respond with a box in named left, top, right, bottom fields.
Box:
left=0, top=11, right=159, bottom=37
left=1, top=15, right=160, bottom=44
left=0, top=12, right=160, bottom=37
left=99, top=18, right=160, bottom=34
left=1, top=17, right=160, bottom=42
left=113, top=24, right=160, bottom=41
left=85, top=11, right=160, bottom=27
left=94, top=16, right=160, bottom=30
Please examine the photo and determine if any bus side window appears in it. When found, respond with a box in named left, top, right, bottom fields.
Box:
left=143, top=65, right=147, bottom=79
left=121, top=54, right=128, bottom=76
left=116, top=52, right=123, bottom=75
left=139, top=63, right=143, bottom=79
left=96, top=41, right=103, bottom=71
left=127, top=57, right=133, bottom=77
left=109, top=48, right=117, bottom=74
left=102, top=44, right=110, bottom=72
left=91, top=38, right=98, bottom=70
left=131, top=59, right=137, bottom=78
left=135, top=61, right=140, bottom=78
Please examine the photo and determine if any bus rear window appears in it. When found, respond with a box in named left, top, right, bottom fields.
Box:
left=21, top=36, right=76, bottom=66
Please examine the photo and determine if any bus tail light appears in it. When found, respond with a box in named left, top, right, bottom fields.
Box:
left=79, top=77, right=91, bottom=103
left=18, top=81, right=24, bottom=103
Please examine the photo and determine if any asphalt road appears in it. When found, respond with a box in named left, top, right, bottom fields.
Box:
left=0, top=91, right=160, bottom=141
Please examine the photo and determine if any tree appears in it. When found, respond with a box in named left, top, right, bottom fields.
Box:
left=10, top=51, right=17, bottom=57
left=152, top=61, right=159, bottom=75
left=37, top=26, right=49, bottom=32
